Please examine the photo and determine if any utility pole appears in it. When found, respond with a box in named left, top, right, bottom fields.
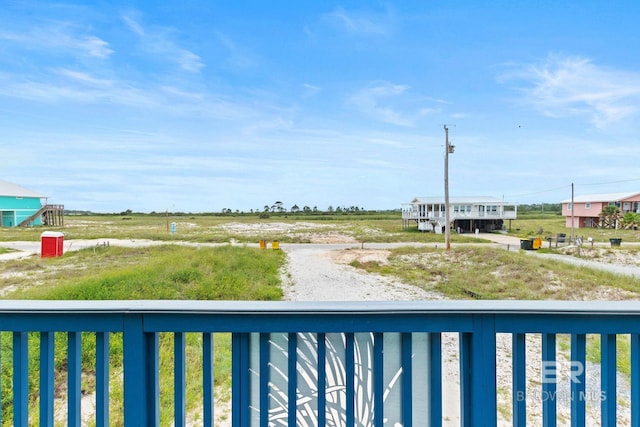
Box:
left=571, top=182, right=575, bottom=243
left=444, top=125, right=454, bottom=250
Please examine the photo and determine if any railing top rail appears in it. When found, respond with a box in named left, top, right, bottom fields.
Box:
left=0, top=299, right=639, bottom=315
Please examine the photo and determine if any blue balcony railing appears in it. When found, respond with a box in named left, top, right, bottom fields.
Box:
left=1, top=300, right=639, bottom=426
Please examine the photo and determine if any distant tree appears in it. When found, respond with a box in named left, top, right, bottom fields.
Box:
left=303, top=205, right=311, bottom=213
left=313, top=206, right=318, bottom=213
left=264, top=205, right=270, bottom=212
left=327, top=205, right=334, bottom=213
left=271, top=201, right=285, bottom=213
left=291, top=204, right=300, bottom=213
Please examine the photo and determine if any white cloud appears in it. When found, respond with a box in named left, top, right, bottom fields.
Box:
left=80, top=36, right=113, bottom=58
left=215, top=31, right=257, bottom=69
left=0, top=69, right=260, bottom=121
left=302, top=83, right=321, bottom=97
left=0, top=26, right=113, bottom=59
left=123, top=14, right=204, bottom=73
left=55, top=69, right=114, bottom=87
left=122, top=15, right=144, bottom=36
left=501, top=55, right=640, bottom=128
left=348, top=82, right=440, bottom=127
left=324, top=6, right=393, bottom=36
left=176, top=50, right=204, bottom=73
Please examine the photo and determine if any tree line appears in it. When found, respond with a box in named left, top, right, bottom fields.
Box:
left=220, top=201, right=368, bottom=217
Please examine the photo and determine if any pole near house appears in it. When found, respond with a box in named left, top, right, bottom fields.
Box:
left=444, top=125, right=453, bottom=250
left=571, top=183, right=575, bottom=243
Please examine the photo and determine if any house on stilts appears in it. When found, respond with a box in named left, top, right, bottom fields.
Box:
left=0, top=180, right=64, bottom=227
left=402, top=196, right=518, bottom=233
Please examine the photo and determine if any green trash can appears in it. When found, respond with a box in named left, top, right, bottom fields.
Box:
left=610, top=238, right=622, bottom=247
left=520, top=239, right=533, bottom=250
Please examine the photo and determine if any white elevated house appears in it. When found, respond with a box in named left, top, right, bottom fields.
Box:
left=402, top=196, right=518, bottom=233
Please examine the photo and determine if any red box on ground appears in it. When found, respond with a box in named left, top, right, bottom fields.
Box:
left=41, top=231, right=64, bottom=258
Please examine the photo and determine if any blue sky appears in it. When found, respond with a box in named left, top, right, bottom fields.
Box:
left=2, top=1, right=640, bottom=213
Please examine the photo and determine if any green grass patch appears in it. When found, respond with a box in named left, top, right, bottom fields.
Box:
left=10, top=245, right=283, bottom=301
left=586, top=334, right=632, bottom=378
left=1, top=214, right=495, bottom=244
left=350, top=246, right=640, bottom=300
left=509, top=213, right=640, bottom=243
left=1, top=244, right=283, bottom=424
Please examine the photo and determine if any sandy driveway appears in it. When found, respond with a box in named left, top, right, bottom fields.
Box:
left=279, top=243, right=443, bottom=301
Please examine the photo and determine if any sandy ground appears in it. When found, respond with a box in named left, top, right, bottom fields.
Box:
left=277, top=237, right=635, bottom=426
left=279, top=242, right=466, bottom=424
left=1, top=233, right=639, bottom=425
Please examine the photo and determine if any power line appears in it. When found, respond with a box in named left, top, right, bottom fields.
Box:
left=576, top=177, right=640, bottom=186
left=506, top=177, right=640, bottom=200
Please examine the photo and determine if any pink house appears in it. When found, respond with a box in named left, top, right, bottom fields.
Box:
left=561, top=192, right=640, bottom=228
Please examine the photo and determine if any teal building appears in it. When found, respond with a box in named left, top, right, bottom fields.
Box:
left=0, top=180, right=46, bottom=227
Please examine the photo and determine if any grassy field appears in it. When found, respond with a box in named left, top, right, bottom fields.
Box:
left=350, top=245, right=640, bottom=300
left=0, top=244, right=283, bottom=425
left=1, top=212, right=492, bottom=244
left=3, top=210, right=638, bottom=244
left=1, top=211, right=639, bottom=424
left=509, top=211, right=640, bottom=242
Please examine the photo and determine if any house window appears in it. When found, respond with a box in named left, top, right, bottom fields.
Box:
left=568, top=203, right=573, bottom=211
left=585, top=203, right=591, bottom=209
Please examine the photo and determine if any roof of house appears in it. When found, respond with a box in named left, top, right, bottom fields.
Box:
left=0, top=180, right=45, bottom=198
left=406, top=196, right=515, bottom=205
left=561, top=192, right=640, bottom=203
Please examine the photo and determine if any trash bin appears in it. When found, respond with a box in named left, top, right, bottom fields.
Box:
left=557, top=233, right=566, bottom=243
left=520, top=239, right=533, bottom=250
left=259, top=240, right=266, bottom=249
left=271, top=240, right=280, bottom=250
left=41, top=231, right=64, bottom=258
left=610, top=238, right=622, bottom=247
left=532, top=237, right=543, bottom=249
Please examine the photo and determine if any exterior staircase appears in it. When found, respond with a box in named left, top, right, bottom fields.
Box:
left=18, top=204, right=64, bottom=227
